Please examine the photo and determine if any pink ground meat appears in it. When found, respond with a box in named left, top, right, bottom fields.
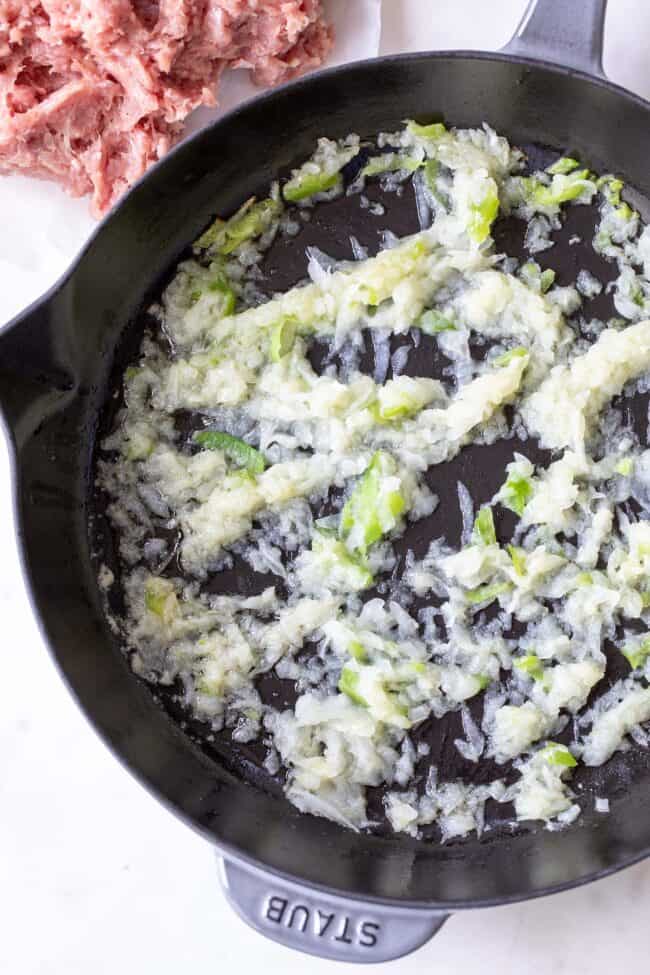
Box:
left=0, top=0, right=333, bottom=214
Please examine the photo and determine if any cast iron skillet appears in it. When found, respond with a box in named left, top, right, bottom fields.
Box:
left=2, top=0, right=650, bottom=962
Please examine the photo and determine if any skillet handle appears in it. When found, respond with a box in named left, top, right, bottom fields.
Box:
left=219, top=858, right=449, bottom=963
left=502, top=0, right=607, bottom=78
left=0, top=297, right=74, bottom=449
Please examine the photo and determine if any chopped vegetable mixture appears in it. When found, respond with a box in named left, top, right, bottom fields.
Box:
left=97, top=120, right=650, bottom=842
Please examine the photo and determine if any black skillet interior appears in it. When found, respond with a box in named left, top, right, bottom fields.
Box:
left=93, top=139, right=648, bottom=839
left=3, top=53, right=650, bottom=908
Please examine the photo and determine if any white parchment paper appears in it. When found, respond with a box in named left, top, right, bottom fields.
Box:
left=0, top=0, right=381, bottom=326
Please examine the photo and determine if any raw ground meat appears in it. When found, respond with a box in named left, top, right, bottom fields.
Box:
left=0, top=1, right=333, bottom=215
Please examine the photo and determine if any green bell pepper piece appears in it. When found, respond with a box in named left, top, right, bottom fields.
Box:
left=340, top=451, right=406, bottom=556
left=507, top=544, right=527, bottom=576
left=417, top=309, right=457, bottom=334
left=362, top=154, right=422, bottom=178
left=499, top=470, right=533, bottom=517
left=407, top=120, right=447, bottom=140
left=195, top=197, right=282, bottom=254
left=543, top=742, right=577, bottom=768
left=523, top=169, right=594, bottom=208
left=615, top=457, right=634, bottom=477
left=495, top=346, right=528, bottom=367
left=338, top=666, right=368, bottom=707
left=270, top=316, right=298, bottom=361
left=194, top=430, right=266, bottom=474
left=621, top=638, right=650, bottom=671
left=468, top=185, right=500, bottom=244
left=547, top=157, right=580, bottom=176
left=284, top=171, right=341, bottom=202
left=514, top=654, right=544, bottom=681
left=465, top=581, right=511, bottom=606
left=474, top=506, right=497, bottom=546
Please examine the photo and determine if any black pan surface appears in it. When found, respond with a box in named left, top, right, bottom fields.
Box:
left=93, top=142, right=645, bottom=840
left=3, top=52, right=650, bottom=908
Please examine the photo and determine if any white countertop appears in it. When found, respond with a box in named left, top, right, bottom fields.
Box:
left=4, top=2, right=650, bottom=972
